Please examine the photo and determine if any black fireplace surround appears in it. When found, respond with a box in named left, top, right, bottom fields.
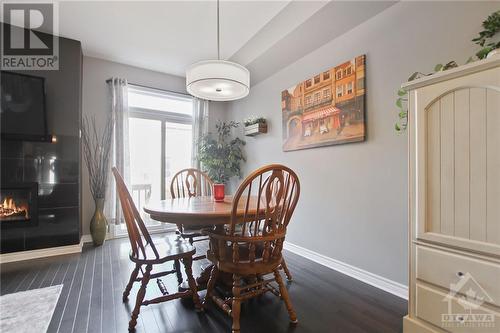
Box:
left=0, top=24, right=82, bottom=254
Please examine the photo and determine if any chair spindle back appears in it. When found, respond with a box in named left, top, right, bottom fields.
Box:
left=170, top=168, right=213, bottom=199
left=210, top=164, right=300, bottom=266
left=112, top=167, right=159, bottom=259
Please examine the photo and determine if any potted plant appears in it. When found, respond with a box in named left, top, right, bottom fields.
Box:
left=473, top=10, right=500, bottom=59
left=395, top=10, right=500, bottom=132
left=243, top=116, right=267, bottom=136
left=198, top=121, right=246, bottom=201
left=82, top=115, right=113, bottom=246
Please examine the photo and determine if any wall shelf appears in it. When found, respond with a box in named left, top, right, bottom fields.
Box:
left=244, top=123, right=267, bottom=137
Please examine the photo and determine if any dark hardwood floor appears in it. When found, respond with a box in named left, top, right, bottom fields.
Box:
left=0, top=235, right=407, bottom=333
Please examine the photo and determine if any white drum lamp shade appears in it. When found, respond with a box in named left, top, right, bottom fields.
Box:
left=186, top=60, right=250, bottom=101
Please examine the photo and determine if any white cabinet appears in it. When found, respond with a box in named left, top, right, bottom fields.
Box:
left=404, top=55, right=500, bottom=333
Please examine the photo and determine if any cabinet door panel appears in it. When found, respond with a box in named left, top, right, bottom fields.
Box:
left=415, top=68, right=500, bottom=255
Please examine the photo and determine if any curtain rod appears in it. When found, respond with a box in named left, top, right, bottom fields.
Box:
left=105, top=78, right=190, bottom=98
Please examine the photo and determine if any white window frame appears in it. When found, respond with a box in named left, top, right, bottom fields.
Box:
left=336, top=85, right=343, bottom=98
left=323, top=88, right=330, bottom=99
left=125, top=85, right=193, bottom=234
left=305, top=95, right=312, bottom=106
left=347, top=82, right=353, bottom=94
left=314, top=92, right=321, bottom=103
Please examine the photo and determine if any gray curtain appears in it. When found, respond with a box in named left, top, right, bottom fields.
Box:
left=105, top=78, right=130, bottom=226
left=191, top=97, right=209, bottom=169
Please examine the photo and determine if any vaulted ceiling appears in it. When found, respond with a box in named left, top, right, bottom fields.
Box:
left=18, top=1, right=398, bottom=84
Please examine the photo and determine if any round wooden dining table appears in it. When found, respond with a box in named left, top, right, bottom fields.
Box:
left=144, top=196, right=234, bottom=226
left=143, top=195, right=264, bottom=226
left=143, top=195, right=263, bottom=289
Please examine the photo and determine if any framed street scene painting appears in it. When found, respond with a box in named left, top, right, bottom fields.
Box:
left=281, top=55, right=366, bottom=151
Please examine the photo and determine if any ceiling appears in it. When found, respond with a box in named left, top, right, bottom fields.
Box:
left=239, top=1, right=397, bottom=84
left=58, top=1, right=291, bottom=77
left=8, top=1, right=398, bottom=84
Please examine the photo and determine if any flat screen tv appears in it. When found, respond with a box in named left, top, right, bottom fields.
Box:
left=1, top=71, right=48, bottom=141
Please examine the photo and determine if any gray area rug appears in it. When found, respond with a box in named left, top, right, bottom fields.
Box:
left=0, top=285, right=62, bottom=333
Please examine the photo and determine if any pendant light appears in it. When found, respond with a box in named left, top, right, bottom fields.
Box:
left=186, top=0, right=250, bottom=101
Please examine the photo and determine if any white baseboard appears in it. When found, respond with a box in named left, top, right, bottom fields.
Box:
left=284, top=241, right=408, bottom=300
left=0, top=239, right=84, bottom=264
left=81, top=226, right=175, bottom=244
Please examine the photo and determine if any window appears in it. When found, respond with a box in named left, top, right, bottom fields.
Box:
left=346, top=66, right=352, bottom=76
left=347, top=82, right=353, bottom=94
left=357, top=78, right=364, bottom=90
left=305, top=79, right=312, bottom=88
left=336, top=85, right=343, bottom=98
left=336, top=70, right=342, bottom=80
left=323, top=71, right=330, bottom=80
left=323, top=88, right=331, bottom=99
left=314, top=75, right=320, bottom=84
left=127, top=85, right=193, bottom=229
left=305, top=95, right=312, bottom=106
left=314, top=92, right=321, bottom=103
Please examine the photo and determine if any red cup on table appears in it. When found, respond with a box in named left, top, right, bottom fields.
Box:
left=213, top=184, right=225, bottom=202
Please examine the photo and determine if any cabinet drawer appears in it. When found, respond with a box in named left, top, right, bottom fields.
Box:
left=416, top=283, right=500, bottom=333
left=416, top=245, right=500, bottom=307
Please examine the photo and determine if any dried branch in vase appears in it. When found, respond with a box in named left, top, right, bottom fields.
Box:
left=82, top=115, right=113, bottom=199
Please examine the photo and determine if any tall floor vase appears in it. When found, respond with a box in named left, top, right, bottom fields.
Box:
left=90, top=198, right=107, bottom=246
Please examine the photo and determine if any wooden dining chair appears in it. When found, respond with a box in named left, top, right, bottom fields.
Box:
left=170, top=168, right=214, bottom=251
left=112, top=167, right=202, bottom=332
left=204, top=164, right=300, bottom=332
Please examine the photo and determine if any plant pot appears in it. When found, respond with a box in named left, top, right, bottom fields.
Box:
left=213, top=184, right=225, bottom=202
left=90, top=197, right=107, bottom=246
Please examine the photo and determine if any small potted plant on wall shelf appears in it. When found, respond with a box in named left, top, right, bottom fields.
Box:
left=244, top=116, right=267, bottom=136
left=198, top=121, right=246, bottom=201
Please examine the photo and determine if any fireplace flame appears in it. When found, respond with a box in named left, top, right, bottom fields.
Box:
left=0, top=197, right=29, bottom=219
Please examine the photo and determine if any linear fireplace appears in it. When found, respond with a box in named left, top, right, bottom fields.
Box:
left=1, top=26, right=81, bottom=254
left=0, top=183, right=38, bottom=228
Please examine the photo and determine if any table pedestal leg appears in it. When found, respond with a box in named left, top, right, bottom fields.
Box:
left=179, top=263, right=232, bottom=295
left=196, top=264, right=214, bottom=289
left=178, top=263, right=214, bottom=291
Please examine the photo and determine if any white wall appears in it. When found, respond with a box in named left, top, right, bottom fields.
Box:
left=221, top=1, right=499, bottom=285
left=81, top=56, right=225, bottom=236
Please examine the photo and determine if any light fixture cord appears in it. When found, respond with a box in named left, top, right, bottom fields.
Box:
left=217, top=0, right=220, bottom=60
